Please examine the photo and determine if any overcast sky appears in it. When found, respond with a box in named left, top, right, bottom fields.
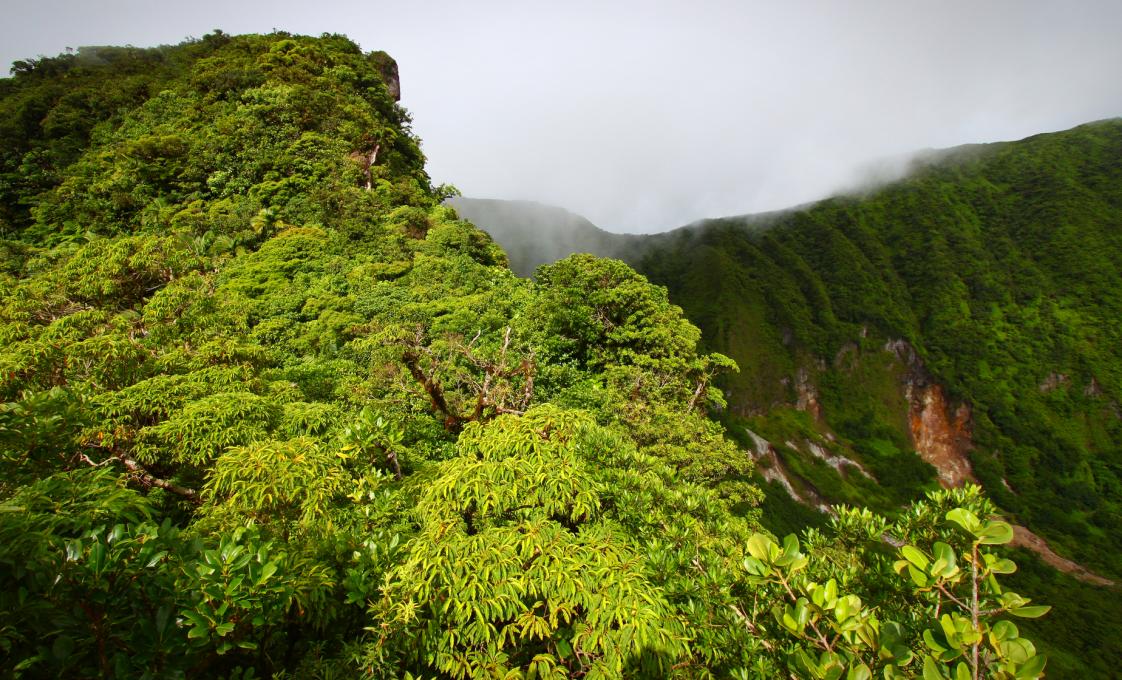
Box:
left=3, top=1, right=1121, bottom=232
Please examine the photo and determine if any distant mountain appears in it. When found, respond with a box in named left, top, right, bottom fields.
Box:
left=446, top=197, right=644, bottom=275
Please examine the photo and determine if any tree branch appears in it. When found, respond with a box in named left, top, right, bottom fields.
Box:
left=401, top=347, right=462, bottom=432
left=81, top=449, right=200, bottom=503
left=687, top=378, right=707, bottom=411
left=385, top=448, right=403, bottom=481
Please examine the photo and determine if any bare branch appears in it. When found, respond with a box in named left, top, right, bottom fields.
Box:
left=402, top=347, right=462, bottom=432
left=117, top=454, right=200, bottom=501
left=80, top=449, right=200, bottom=502
left=687, top=378, right=707, bottom=411
left=401, top=326, right=536, bottom=430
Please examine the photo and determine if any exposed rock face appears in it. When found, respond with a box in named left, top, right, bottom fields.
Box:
left=882, top=342, right=1116, bottom=585
left=1009, top=525, right=1115, bottom=586
left=885, top=339, right=977, bottom=488
left=368, top=50, right=401, bottom=101
left=805, top=440, right=873, bottom=479
left=744, top=428, right=832, bottom=514
left=833, top=341, right=859, bottom=366
left=1039, top=372, right=1070, bottom=393
left=794, top=366, right=822, bottom=420
left=908, top=384, right=976, bottom=487
left=884, top=338, right=918, bottom=366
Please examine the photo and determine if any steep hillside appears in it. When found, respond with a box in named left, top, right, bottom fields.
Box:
left=639, top=122, right=1122, bottom=677
left=463, top=123, right=1122, bottom=579
left=0, top=32, right=754, bottom=676
left=641, top=121, right=1122, bottom=572
left=3, top=32, right=1065, bottom=680
left=461, top=124, right=1122, bottom=676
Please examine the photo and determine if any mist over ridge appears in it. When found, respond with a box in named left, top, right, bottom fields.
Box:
left=454, top=119, right=1122, bottom=276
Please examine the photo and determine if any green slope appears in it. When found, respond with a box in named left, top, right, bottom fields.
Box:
left=0, top=30, right=1102, bottom=679
left=462, top=125, right=1122, bottom=677
left=641, top=120, right=1122, bottom=576
left=0, top=31, right=776, bottom=678
left=637, top=123, right=1122, bottom=678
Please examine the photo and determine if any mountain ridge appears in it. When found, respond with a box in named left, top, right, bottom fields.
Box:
left=0, top=30, right=1116, bottom=678
left=459, top=117, right=1122, bottom=574
left=454, top=117, right=1122, bottom=277
left=458, top=121, right=1122, bottom=673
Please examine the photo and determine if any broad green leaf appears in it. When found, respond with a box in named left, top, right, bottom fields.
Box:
left=1001, top=638, right=1037, bottom=664
left=978, top=520, right=1014, bottom=545
left=901, top=545, right=930, bottom=570
left=931, top=543, right=958, bottom=577
left=747, top=534, right=773, bottom=562
left=991, top=619, right=1019, bottom=643
left=743, top=556, right=769, bottom=577
left=988, top=557, right=1017, bottom=574
left=1015, top=653, right=1047, bottom=678
left=946, top=508, right=981, bottom=535
left=782, top=534, right=800, bottom=558
left=939, top=615, right=961, bottom=649
left=923, top=655, right=945, bottom=680
left=846, top=663, right=872, bottom=680
left=923, top=629, right=948, bottom=654
left=908, top=564, right=930, bottom=588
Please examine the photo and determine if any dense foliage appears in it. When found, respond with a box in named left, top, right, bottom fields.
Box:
left=640, top=123, right=1122, bottom=567
left=0, top=32, right=1057, bottom=678
left=629, top=122, right=1122, bottom=676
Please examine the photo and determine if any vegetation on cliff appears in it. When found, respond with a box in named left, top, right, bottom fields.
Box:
left=638, top=121, right=1122, bottom=576
left=623, top=121, right=1122, bottom=677
left=0, top=32, right=1057, bottom=678
left=458, top=122, right=1122, bottom=678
